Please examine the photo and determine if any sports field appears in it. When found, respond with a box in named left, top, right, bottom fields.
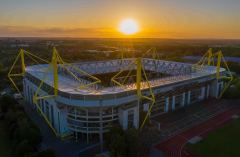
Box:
left=155, top=103, right=240, bottom=157
left=187, top=117, right=240, bottom=157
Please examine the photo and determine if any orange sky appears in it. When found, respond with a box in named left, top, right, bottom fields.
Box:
left=0, top=0, right=240, bottom=39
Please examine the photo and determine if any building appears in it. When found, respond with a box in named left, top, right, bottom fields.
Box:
left=22, top=57, right=227, bottom=140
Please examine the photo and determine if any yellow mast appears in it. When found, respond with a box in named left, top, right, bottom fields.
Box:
left=20, top=49, right=26, bottom=74
left=207, top=48, right=213, bottom=66
left=136, top=58, right=142, bottom=97
left=52, top=47, right=59, bottom=96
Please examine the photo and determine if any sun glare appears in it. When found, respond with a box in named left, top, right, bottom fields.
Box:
left=119, top=19, right=139, bottom=35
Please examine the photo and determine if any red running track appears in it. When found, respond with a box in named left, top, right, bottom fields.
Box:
left=155, top=106, right=240, bottom=157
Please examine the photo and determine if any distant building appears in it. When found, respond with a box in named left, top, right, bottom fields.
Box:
left=11, top=43, right=29, bottom=48
left=86, top=49, right=114, bottom=57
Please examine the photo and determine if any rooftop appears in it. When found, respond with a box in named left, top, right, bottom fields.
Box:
left=25, top=58, right=224, bottom=96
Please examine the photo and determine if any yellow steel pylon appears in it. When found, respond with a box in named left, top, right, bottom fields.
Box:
left=8, top=49, right=49, bottom=95
left=195, top=49, right=233, bottom=99
left=52, top=47, right=58, bottom=96
left=207, top=48, right=214, bottom=66
left=136, top=58, right=142, bottom=97
left=142, top=47, right=158, bottom=59
left=9, top=47, right=101, bottom=138
left=33, top=47, right=99, bottom=137
left=8, top=49, right=59, bottom=136
left=194, top=48, right=214, bottom=71
left=8, top=49, right=25, bottom=94
left=137, top=58, right=155, bottom=130
left=33, top=47, right=101, bottom=103
left=111, top=56, right=155, bottom=130
left=214, top=50, right=233, bottom=98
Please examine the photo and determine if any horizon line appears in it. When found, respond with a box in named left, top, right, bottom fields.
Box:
left=1, top=36, right=240, bottom=40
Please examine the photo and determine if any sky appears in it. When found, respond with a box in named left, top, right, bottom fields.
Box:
left=0, top=0, right=240, bottom=38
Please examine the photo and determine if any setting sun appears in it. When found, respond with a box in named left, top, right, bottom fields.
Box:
left=119, top=19, right=139, bottom=35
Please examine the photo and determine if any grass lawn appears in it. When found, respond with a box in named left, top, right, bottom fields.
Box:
left=186, top=118, right=240, bottom=157
left=0, top=120, right=12, bottom=157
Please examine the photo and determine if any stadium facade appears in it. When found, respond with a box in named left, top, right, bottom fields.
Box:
left=22, top=57, right=226, bottom=139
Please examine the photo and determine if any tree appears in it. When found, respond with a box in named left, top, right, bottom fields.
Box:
left=105, top=125, right=149, bottom=157
left=223, top=77, right=240, bottom=99
left=0, top=95, right=17, bottom=113
left=110, top=134, right=126, bottom=157
left=13, top=117, right=42, bottom=146
left=125, top=128, right=139, bottom=157
left=15, top=140, right=34, bottom=157
left=105, top=125, right=126, bottom=157
left=26, top=149, right=55, bottom=157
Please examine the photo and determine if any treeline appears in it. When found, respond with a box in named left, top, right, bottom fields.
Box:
left=223, top=77, right=240, bottom=99
left=0, top=96, right=55, bottom=157
left=105, top=125, right=150, bottom=157
left=227, top=62, right=240, bottom=74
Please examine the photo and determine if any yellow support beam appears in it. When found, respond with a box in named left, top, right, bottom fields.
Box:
left=8, top=49, right=58, bottom=136
left=207, top=48, right=213, bottom=66
left=20, top=49, right=26, bottom=74
left=8, top=49, right=25, bottom=95
left=216, top=51, right=222, bottom=79
left=214, top=51, right=233, bottom=99
left=136, top=58, right=142, bottom=97
left=35, top=100, right=58, bottom=136
left=8, top=49, right=49, bottom=95
left=142, top=47, right=157, bottom=59
left=110, top=54, right=156, bottom=130
left=52, top=47, right=59, bottom=96
left=9, top=47, right=102, bottom=138
left=140, top=62, right=156, bottom=130
left=195, top=48, right=214, bottom=69
left=24, top=50, right=49, bottom=64
left=55, top=50, right=101, bottom=89
left=111, top=60, right=135, bottom=87
left=33, top=47, right=102, bottom=137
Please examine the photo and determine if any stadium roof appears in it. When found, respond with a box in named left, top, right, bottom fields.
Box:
left=25, top=58, right=225, bottom=96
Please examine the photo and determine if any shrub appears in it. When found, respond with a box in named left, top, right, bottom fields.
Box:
left=26, top=127, right=42, bottom=145
left=38, top=149, right=55, bottom=157
left=5, top=109, right=18, bottom=125
left=125, top=128, right=139, bottom=157
left=0, top=95, right=17, bottom=112
left=26, top=149, right=55, bottom=157
left=223, top=77, right=240, bottom=99
left=0, top=95, right=43, bottom=155
left=15, top=140, right=34, bottom=157
left=105, top=125, right=149, bottom=157
left=105, top=125, right=126, bottom=157
left=13, top=118, right=42, bottom=146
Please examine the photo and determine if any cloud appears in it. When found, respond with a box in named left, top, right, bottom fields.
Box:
left=0, top=25, right=115, bottom=37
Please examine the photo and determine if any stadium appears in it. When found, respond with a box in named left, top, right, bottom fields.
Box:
left=8, top=48, right=232, bottom=141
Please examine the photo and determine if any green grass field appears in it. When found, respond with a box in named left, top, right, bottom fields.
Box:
left=0, top=120, right=12, bottom=157
left=187, top=118, right=240, bottom=157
